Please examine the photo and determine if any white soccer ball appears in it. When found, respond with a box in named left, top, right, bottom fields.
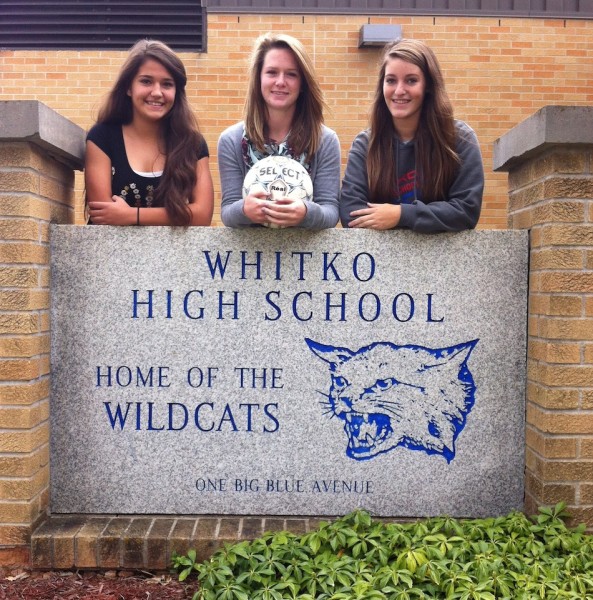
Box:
left=242, top=155, right=313, bottom=228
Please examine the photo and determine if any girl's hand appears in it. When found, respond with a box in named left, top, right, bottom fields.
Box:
left=349, top=203, right=401, bottom=230
left=262, top=197, right=307, bottom=227
left=88, top=195, right=135, bottom=225
left=242, top=191, right=276, bottom=224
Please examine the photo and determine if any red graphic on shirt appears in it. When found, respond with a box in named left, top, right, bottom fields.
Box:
left=396, top=170, right=417, bottom=204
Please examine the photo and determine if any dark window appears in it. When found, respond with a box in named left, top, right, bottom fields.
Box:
left=0, top=1, right=206, bottom=51
left=207, top=0, right=593, bottom=19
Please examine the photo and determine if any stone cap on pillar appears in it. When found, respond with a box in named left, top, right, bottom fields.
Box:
left=493, top=105, right=593, bottom=173
left=0, top=100, right=85, bottom=170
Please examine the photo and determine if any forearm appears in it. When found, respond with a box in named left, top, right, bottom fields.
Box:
left=299, top=200, right=339, bottom=229
left=218, top=127, right=255, bottom=227
left=398, top=130, right=484, bottom=233
left=221, top=198, right=254, bottom=227
left=299, top=129, right=340, bottom=229
left=133, top=205, right=177, bottom=226
left=132, top=203, right=210, bottom=227
left=340, top=134, right=371, bottom=227
left=398, top=197, right=480, bottom=232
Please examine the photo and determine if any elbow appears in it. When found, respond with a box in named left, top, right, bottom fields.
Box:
left=220, top=203, right=240, bottom=228
left=220, top=210, right=232, bottom=227
left=467, top=199, right=483, bottom=230
left=338, top=205, right=351, bottom=228
left=325, top=205, right=340, bottom=229
left=449, top=207, right=481, bottom=232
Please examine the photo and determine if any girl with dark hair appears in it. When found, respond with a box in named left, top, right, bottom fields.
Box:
left=85, top=39, right=213, bottom=226
left=340, top=38, right=484, bottom=232
left=218, top=33, right=340, bottom=229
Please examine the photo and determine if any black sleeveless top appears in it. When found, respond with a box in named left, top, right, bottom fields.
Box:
left=86, top=122, right=209, bottom=208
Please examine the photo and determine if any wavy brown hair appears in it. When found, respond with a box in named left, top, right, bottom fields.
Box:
left=95, top=39, right=204, bottom=225
left=243, top=33, right=326, bottom=159
left=367, top=39, right=459, bottom=203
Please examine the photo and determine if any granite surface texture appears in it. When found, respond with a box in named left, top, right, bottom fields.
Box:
left=50, top=227, right=528, bottom=517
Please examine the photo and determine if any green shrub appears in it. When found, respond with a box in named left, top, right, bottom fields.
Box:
left=172, top=503, right=593, bottom=600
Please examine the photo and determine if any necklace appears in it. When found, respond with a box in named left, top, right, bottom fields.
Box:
left=267, top=130, right=290, bottom=151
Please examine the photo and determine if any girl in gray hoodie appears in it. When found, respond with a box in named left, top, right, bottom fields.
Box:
left=340, top=39, right=483, bottom=233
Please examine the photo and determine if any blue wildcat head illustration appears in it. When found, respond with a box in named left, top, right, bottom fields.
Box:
left=305, top=338, right=478, bottom=463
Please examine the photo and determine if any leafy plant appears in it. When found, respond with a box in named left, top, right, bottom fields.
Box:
left=171, top=548, right=200, bottom=582
left=172, top=502, right=593, bottom=600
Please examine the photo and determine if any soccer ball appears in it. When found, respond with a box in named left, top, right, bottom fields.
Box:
left=242, top=155, right=313, bottom=228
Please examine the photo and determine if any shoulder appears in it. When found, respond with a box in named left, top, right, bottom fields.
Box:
left=87, top=122, right=109, bottom=136
left=196, top=133, right=209, bottom=159
left=320, top=124, right=339, bottom=142
left=317, top=125, right=340, bottom=155
left=87, top=122, right=118, bottom=140
left=453, top=120, right=482, bottom=167
left=218, top=121, right=244, bottom=143
left=86, top=122, right=121, bottom=155
left=454, top=120, right=479, bottom=144
left=349, top=129, right=370, bottom=152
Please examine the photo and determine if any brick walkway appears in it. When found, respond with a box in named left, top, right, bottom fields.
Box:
left=31, top=515, right=325, bottom=571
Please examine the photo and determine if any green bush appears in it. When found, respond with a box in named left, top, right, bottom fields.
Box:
left=172, top=503, right=593, bottom=600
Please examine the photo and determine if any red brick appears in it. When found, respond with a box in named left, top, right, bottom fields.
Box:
left=75, top=518, right=111, bottom=569
left=98, top=518, right=131, bottom=569
left=168, top=519, right=197, bottom=559
left=122, top=518, right=152, bottom=569
left=146, top=518, right=175, bottom=571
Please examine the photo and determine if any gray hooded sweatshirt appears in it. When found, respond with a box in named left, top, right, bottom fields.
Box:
left=340, top=120, right=484, bottom=232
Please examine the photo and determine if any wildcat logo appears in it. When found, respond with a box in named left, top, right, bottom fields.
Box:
left=306, top=338, right=478, bottom=463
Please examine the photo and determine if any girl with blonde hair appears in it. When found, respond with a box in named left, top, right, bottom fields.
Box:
left=218, top=33, right=340, bottom=229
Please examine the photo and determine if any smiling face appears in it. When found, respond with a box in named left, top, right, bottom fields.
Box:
left=127, top=58, right=176, bottom=122
left=260, top=47, right=302, bottom=117
left=383, top=57, right=426, bottom=138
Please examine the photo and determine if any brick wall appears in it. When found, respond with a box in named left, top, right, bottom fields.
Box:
left=0, top=103, right=84, bottom=567
left=495, top=106, right=593, bottom=528
left=1, top=14, right=593, bottom=226
left=1, top=12, right=593, bottom=568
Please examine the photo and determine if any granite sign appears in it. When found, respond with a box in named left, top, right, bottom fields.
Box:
left=50, top=226, right=528, bottom=517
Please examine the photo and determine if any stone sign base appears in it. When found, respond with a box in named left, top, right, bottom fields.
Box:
left=50, top=227, right=528, bottom=518
left=31, top=514, right=321, bottom=571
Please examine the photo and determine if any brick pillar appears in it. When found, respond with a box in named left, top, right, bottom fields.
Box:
left=0, top=101, right=84, bottom=567
left=494, top=105, right=593, bottom=527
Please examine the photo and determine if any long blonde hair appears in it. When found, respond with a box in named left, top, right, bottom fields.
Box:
left=243, top=33, right=326, bottom=159
left=367, top=39, right=459, bottom=203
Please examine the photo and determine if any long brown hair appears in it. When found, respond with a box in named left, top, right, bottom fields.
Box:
left=243, top=33, right=326, bottom=159
left=96, top=39, right=204, bottom=225
left=367, top=39, right=459, bottom=203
